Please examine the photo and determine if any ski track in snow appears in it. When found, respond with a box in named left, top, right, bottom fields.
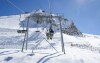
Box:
left=37, top=52, right=63, bottom=63
left=0, top=50, right=19, bottom=56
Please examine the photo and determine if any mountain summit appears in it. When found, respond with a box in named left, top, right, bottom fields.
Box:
left=20, top=9, right=83, bottom=36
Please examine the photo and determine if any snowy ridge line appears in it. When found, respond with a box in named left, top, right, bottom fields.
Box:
left=71, top=43, right=100, bottom=53
left=0, top=15, right=19, bottom=19
left=83, top=33, right=100, bottom=38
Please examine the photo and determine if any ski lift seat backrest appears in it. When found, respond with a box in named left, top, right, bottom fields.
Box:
left=35, top=30, right=40, bottom=32
left=49, top=28, right=54, bottom=33
left=17, top=30, right=27, bottom=33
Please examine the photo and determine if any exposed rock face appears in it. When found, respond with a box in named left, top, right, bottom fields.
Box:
left=62, top=20, right=82, bottom=36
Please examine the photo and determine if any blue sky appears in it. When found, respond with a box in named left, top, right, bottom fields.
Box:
left=0, top=0, right=100, bottom=35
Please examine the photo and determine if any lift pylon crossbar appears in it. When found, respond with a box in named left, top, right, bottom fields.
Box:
left=31, top=36, right=58, bottom=53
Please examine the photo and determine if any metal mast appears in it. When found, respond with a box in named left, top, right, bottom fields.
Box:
left=59, top=17, right=66, bottom=54
left=48, top=0, right=65, bottom=54
left=26, top=17, right=30, bottom=50
left=21, top=17, right=30, bottom=52
left=48, top=0, right=51, bottom=14
left=48, top=0, right=52, bottom=28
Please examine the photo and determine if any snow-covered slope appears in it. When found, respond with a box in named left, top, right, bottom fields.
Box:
left=0, top=9, right=82, bottom=36
left=0, top=31, right=100, bottom=63
left=0, top=15, right=20, bottom=29
left=0, top=9, right=100, bottom=63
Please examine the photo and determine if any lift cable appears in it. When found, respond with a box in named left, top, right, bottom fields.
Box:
left=6, top=0, right=25, bottom=13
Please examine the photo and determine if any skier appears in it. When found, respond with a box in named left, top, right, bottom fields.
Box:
left=46, top=29, right=50, bottom=40
left=49, top=28, right=54, bottom=39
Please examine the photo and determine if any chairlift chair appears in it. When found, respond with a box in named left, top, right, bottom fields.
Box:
left=17, top=13, right=27, bottom=33
left=17, top=29, right=27, bottom=33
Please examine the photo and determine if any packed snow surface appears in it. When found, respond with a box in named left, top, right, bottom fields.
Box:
left=0, top=13, right=100, bottom=63
left=0, top=29, right=100, bottom=63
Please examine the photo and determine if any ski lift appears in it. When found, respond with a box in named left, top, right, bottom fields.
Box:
left=35, top=18, right=41, bottom=32
left=17, top=30, right=27, bottom=33
left=35, top=30, right=40, bottom=32
left=17, top=13, right=27, bottom=33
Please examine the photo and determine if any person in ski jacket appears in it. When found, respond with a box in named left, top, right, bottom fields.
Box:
left=49, top=28, right=54, bottom=39
left=46, top=29, right=50, bottom=40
